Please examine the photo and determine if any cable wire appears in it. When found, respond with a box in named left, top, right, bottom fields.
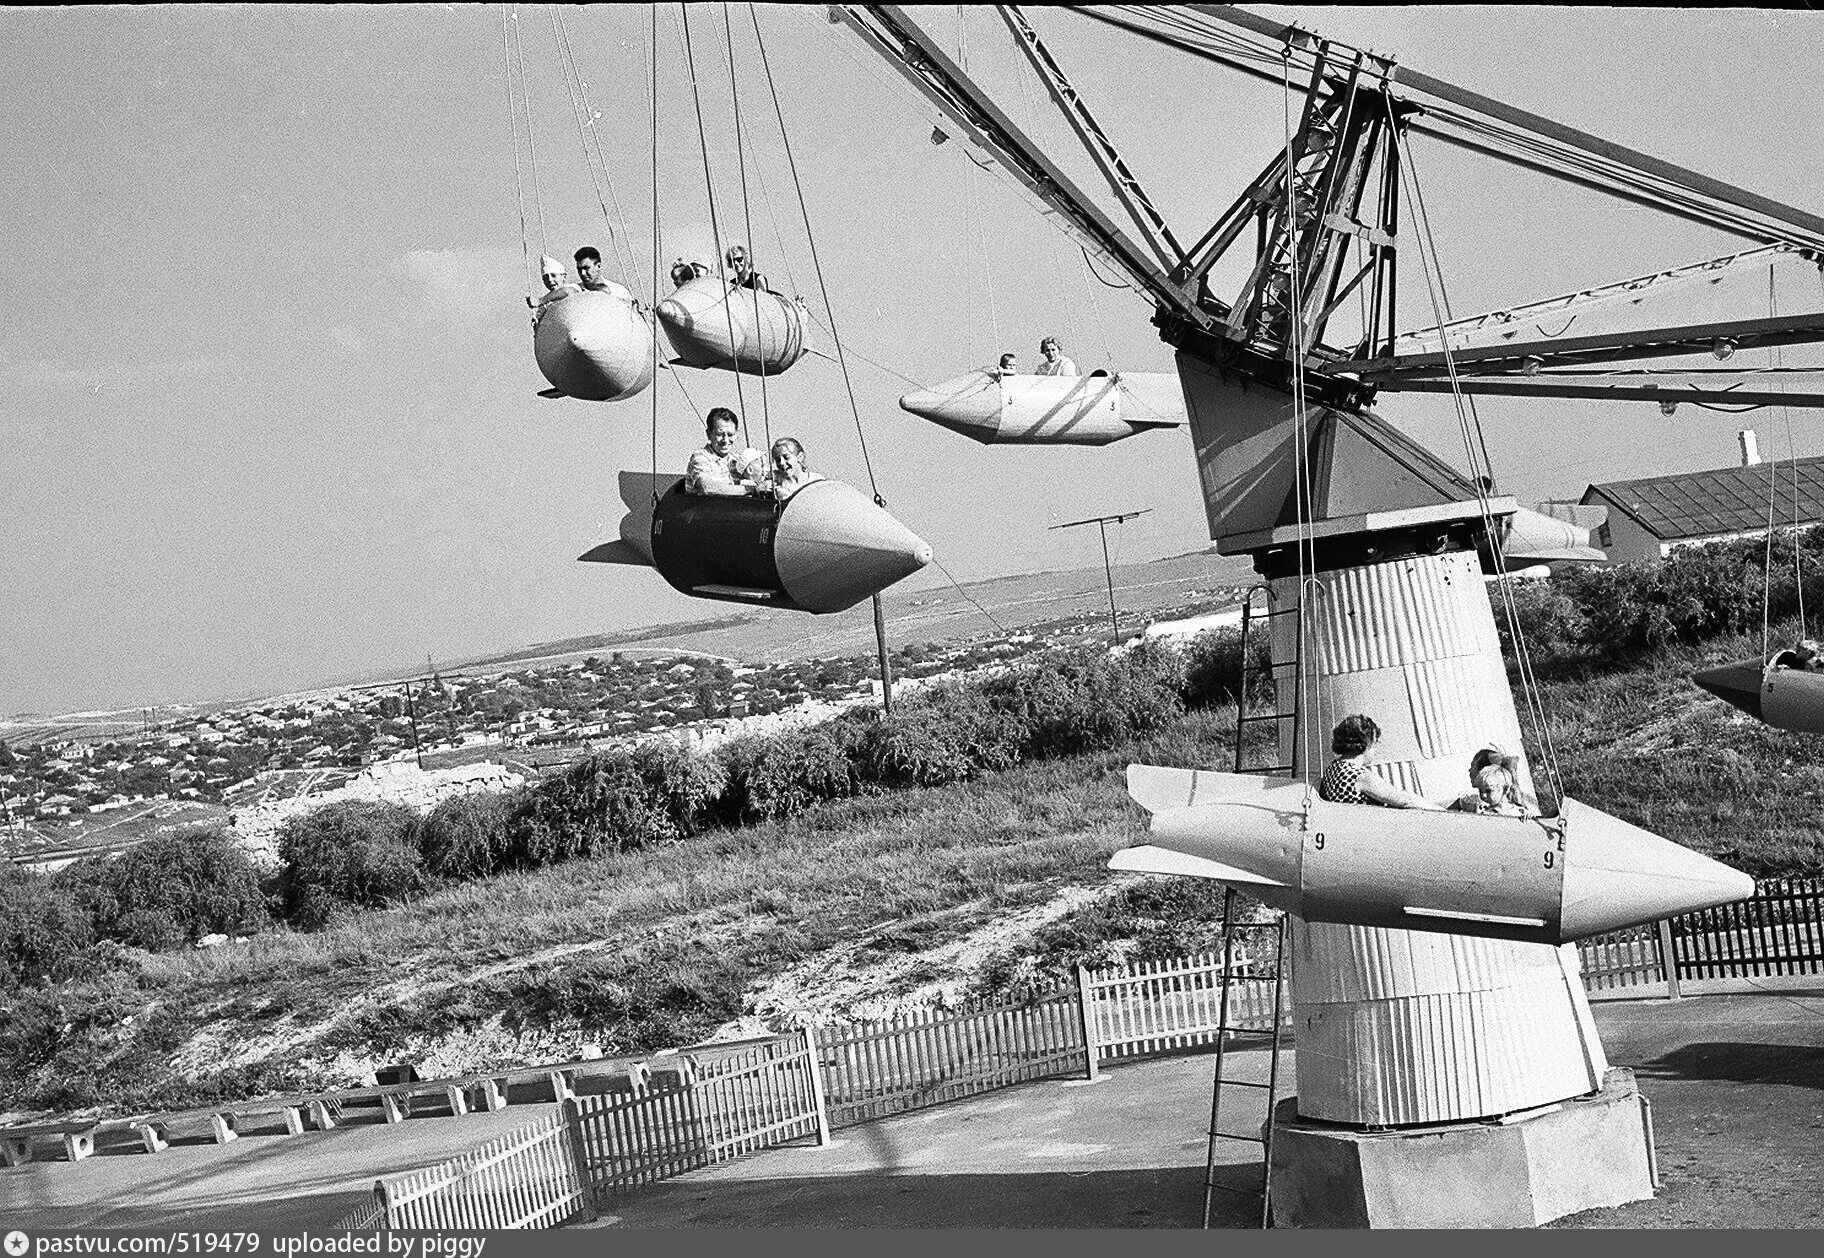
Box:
left=751, top=5, right=880, bottom=500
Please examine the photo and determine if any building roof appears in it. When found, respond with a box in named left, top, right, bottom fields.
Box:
left=1582, top=454, right=1824, bottom=541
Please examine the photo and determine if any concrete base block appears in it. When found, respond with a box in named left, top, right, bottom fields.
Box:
left=476, top=1078, right=507, bottom=1112
left=135, top=1122, right=169, bottom=1154
left=1, top=1136, right=33, bottom=1167
left=1269, top=1068, right=1654, bottom=1228
left=210, top=1113, right=238, bottom=1144
left=445, top=1084, right=469, bottom=1116
left=308, top=1100, right=338, bottom=1131
left=61, top=1129, right=95, bottom=1162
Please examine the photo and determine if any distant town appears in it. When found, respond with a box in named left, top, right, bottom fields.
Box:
left=0, top=596, right=1239, bottom=850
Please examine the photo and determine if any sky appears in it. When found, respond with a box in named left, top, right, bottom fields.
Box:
left=4, top=4, right=1822, bottom=716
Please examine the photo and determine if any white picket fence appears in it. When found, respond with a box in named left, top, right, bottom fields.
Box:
left=370, top=1109, right=588, bottom=1229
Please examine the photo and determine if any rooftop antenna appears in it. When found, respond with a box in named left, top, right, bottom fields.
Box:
left=1049, top=508, right=1152, bottom=646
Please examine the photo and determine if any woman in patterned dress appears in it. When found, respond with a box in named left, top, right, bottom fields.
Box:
left=1317, top=714, right=1443, bottom=809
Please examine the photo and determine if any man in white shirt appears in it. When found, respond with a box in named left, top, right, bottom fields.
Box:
left=685, top=408, right=767, bottom=496
left=1034, top=336, right=1078, bottom=377
left=574, top=245, right=634, bottom=302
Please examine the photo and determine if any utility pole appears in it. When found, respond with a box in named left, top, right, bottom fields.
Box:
left=872, top=592, right=894, bottom=716
left=402, top=678, right=424, bottom=770
left=1050, top=509, right=1152, bottom=646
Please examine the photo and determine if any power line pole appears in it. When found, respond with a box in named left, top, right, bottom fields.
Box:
left=872, top=592, right=894, bottom=717
left=1050, top=508, right=1152, bottom=646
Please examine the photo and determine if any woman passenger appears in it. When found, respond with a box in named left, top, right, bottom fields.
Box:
left=1318, top=714, right=1442, bottom=810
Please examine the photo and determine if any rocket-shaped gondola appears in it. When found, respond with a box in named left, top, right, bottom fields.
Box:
left=1116, top=765, right=1754, bottom=946
left=580, top=471, right=931, bottom=614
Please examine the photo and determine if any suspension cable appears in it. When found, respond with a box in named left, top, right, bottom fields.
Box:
left=723, top=3, right=772, bottom=450
left=507, top=5, right=549, bottom=262
left=1281, top=46, right=1321, bottom=799
left=1772, top=267, right=1807, bottom=639
left=932, top=555, right=1009, bottom=633
left=1392, top=108, right=1565, bottom=811
left=550, top=6, right=640, bottom=289
left=500, top=5, right=535, bottom=293
left=649, top=2, right=661, bottom=490
left=751, top=5, right=880, bottom=501
left=680, top=5, right=752, bottom=446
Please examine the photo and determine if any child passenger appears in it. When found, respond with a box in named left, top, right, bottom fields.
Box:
left=1464, top=763, right=1527, bottom=817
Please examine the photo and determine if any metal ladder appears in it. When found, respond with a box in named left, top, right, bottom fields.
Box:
left=1232, top=587, right=1301, bottom=775
left=1201, top=886, right=1291, bottom=1229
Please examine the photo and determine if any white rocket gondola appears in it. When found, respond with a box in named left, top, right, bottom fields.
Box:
left=655, top=276, right=810, bottom=375
left=1693, top=649, right=1824, bottom=734
left=897, top=370, right=1185, bottom=446
left=1117, top=765, right=1754, bottom=946
left=532, top=290, right=655, bottom=402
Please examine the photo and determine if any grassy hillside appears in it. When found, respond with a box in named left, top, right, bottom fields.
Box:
left=6, top=619, right=1823, bottom=1120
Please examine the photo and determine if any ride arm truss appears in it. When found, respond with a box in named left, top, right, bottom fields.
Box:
left=830, top=4, right=1211, bottom=327
left=1391, top=245, right=1809, bottom=353
left=1371, top=369, right=1824, bottom=410
left=1079, top=5, right=1824, bottom=255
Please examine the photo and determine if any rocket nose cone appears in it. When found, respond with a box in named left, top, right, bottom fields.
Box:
left=1559, top=798, right=1757, bottom=940
left=774, top=481, right=935, bottom=612
left=899, top=371, right=1002, bottom=441
left=1693, top=659, right=1766, bottom=719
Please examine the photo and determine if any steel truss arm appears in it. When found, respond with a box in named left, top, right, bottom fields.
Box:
left=1336, top=312, right=1824, bottom=378
left=1079, top=5, right=1824, bottom=253
left=1370, top=369, right=1824, bottom=409
left=996, top=5, right=1188, bottom=279
left=830, top=5, right=1208, bottom=324
left=1393, top=245, right=1808, bottom=351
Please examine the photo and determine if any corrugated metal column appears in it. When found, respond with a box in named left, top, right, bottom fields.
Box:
left=1269, top=548, right=1608, bottom=1124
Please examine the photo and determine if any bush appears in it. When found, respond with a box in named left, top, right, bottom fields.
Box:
left=1490, top=578, right=1587, bottom=663
left=632, top=742, right=728, bottom=840
left=1180, top=626, right=1277, bottom=709
left=418, top=792, right=515, bottom=881
left=505, top=745, right=726, bottom=866
left=277, top=801, right=426, bottom=928
left=982, top=643, right=1184, bottom=758
left=0, top=864, right=93, bottom=990
left=861, top=698, right=986, bottom=787
left=52, top=827, right=269, bottom=948
left=720, top=725, right=860, bottom=822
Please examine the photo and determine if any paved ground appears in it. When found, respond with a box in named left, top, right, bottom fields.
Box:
left=5, top=976, right=1822, bottom=1230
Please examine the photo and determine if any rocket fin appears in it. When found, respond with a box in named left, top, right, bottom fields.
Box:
left=1109, top=844, right=1289, bottom=888
left=1126, top=764, right=1292, bottom=814
left=578, top=541, right=649, bottom=565
left=1113, top=372, right=1187, bottom=428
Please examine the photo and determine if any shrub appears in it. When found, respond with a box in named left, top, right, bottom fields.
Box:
left=1490, top=578, right=1587, bottom=663
left=860, top=699, right=982, bottom=787
left=52, top=827, right=269, bottom=948
left=277, top=801, right=426, bottom=928
left=0, top=864, right=93, bottom=990
left=720, top=725, right=860, bottom=822
left=418, top=792, right=515, bottom=881
left=632, top=742, right=728, bottom=840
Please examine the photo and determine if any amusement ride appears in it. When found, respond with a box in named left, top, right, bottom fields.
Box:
left=497, top=5, right=1822, bottom=1225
